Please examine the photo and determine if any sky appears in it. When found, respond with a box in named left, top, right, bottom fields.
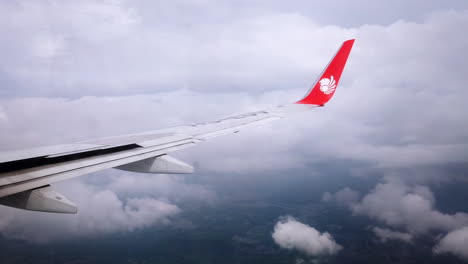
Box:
left=1, top=0, right=468, bottom=262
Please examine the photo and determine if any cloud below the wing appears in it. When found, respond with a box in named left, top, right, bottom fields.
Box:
left=351, top=182, right=468, bottom=234
left=272, top=216, right=342, bottom=256
left=372, top=227, right=413, bottom=243
left=433, top=226, right=468, bottom=260
left=0, top=179, right=180, bottom=243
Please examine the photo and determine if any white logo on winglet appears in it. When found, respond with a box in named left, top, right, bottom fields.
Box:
left=319, top=76, right=336, bottom=95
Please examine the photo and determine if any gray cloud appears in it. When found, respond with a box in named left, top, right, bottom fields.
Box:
left=351, top=182, right=468, bottom=234
left=322, top=187, right=360, bottom=206
left=433, top=226, right=468, bottom=260
left=272, top=216, right=342, bottom=256
left=327, top=181, right=468, bottom=260
left=107, top=172, right=217, bottom=203
left=0, top=179, right=180, bottom=243
left=372, top=227, right=413, bottom=244
left=132, top=0, right=468, bottom=28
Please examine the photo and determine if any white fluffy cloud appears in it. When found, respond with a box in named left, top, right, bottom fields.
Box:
left=433, top=226, right=468, bottom=260
left=325, top=181, right=468, bottom=260
left=351, top=182, right=468, bottom=234
left=0, top=179, right=180, bottom=243
left=272, top=216, right=342, bottom=256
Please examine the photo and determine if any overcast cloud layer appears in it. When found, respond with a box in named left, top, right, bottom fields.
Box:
left=1, top=0, right=468, bottom=261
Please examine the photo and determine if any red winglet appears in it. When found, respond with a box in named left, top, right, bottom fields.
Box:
left=296, top=39, right=355, bottom=105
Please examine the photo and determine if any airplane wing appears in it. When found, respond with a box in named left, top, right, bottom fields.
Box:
left=0, top=39, right=355, bottom=213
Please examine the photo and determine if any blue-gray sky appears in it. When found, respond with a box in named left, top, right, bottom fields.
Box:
left=1, top=0, right=468, bottom=261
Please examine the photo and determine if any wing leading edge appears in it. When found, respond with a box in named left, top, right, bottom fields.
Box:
left=0, top=39, right=355, bottom=213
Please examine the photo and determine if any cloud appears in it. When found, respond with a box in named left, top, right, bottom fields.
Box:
left=0, top=105, right=7, bottom=123
left=1, top=4, right=468, bottom=176
left=323, top=179, right=468, bottom=257
left=433, top=226, right=468, bottom=260
left=30, top=35, right=66, bottom=59
left=351, top=182, right=468, bottom=234
left=272, top=216, right=342, bottom=256
left=0, top=161, right=218, bottom=243
left=322, top=187, right=360, bottom=206
left=107, top=172, right=217, bottom=204
left=0, top=180, right=180, bottom=243
left=372, top=227, right=413, bottom=243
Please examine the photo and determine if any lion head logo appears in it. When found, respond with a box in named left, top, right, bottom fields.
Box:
left=319, top=76, right=336, bottom=95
